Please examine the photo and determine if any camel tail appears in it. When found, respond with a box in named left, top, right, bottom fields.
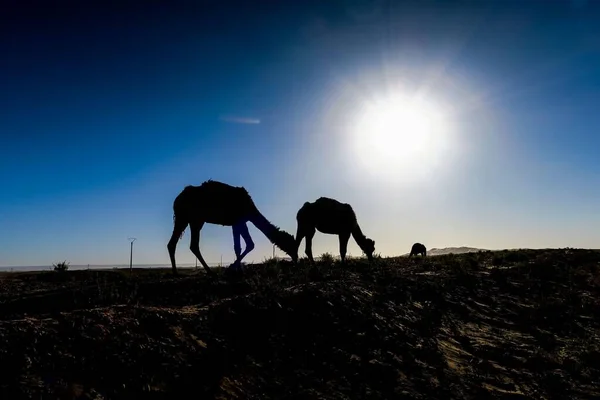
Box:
left=249, top=209, right=298, bottom=261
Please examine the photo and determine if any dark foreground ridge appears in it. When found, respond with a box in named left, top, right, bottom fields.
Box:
left=1, top=249, right=600, bottom=399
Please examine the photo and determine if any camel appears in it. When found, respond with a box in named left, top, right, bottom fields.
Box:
left=167, top=180, right=298, bottom=275
left=295, top=197, right=375, bottom=263
left=409, top=242, right=427, bottom=257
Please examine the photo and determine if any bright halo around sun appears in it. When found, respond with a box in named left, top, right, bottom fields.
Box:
left=351, top=93, right=452, bottom=182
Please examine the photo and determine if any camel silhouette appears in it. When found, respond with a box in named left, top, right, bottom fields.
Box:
left=167, top=180, right=298, bottom=274
left=295, top=197, right=375, bottom=263
left=409, top=242, right=427, bottom=257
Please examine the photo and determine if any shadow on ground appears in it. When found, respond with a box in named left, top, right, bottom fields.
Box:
left=1, top=249, right=600, bottom=399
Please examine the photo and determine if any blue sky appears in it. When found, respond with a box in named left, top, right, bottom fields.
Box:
left=1, top=0, right=600, bottom=267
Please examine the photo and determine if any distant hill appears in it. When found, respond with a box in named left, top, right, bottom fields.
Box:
left=402, top=246, right=488, bottom=256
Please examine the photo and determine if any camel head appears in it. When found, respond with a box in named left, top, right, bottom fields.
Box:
left=276, top=229, right=298, bottom=263
left=363, top=238, right=376, bottom=261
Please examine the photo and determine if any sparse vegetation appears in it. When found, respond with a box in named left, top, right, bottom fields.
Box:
left=320, top=251, right=335, bottom=263
left=52, top=260, right=69, bottom=272
left=1, top=249, right=600, bottom=398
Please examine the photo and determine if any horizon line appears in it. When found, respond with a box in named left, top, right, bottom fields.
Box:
left=4, top=246, right=598, bottom=269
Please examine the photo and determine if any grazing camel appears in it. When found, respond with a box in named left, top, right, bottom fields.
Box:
left=167, top=180, right=298, bottom=275
left=409, top=242, right=427, bottom=257
left=295, top=197, right=375, bottom=263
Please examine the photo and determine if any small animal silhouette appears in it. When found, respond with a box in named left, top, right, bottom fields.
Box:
left=409, top=242, right=427, bottom=257
left=167, top=180, right=298, bottom=274
left=295, top=197, right=375, bottom=263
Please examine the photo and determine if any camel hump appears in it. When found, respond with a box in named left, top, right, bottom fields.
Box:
left=314, top=197, right=347, bottom=209
left=181, top=185, right=195, bottom=192
left=199, top=180, right=250, bottom=197
left=312, top=197, right=356, bottom=217
left=411, top=243, right=426, bottom=252
left=199, top=179, right=229, bottom=189
left=315, top=196, right=337, bottom=204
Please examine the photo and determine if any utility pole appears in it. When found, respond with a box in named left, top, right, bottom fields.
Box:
left=273, top=244, right=276, bottom=259
left=128, top=238, right=137, bottom=271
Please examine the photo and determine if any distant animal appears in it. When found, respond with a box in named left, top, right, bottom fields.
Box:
left=167, top=180, right=298, bottom=275
left=409, top=243, right=427, bottom=257
left=295, top=197, right=375, bottom=263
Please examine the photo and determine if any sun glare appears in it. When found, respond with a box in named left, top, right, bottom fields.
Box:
left=351, top=93, right=451, bottom=181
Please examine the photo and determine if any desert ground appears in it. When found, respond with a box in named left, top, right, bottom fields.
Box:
left=1, top=249, right=599, bottom=399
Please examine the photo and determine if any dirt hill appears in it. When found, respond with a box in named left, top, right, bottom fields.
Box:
left=431, top=247, right=489, bottom=255
left=402, top=246, right=487, bottom=256
left=1, top=249, right=599, bottom=399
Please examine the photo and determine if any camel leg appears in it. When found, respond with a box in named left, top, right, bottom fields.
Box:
left=304, top=228, right=316, bottom=263
left=237, top=222, right=255, bottom=264
left=229, top=226, right=242, bottom=269
left=232, top=225, right=242, bottom=261
left=189, top=221, right=212, bottom=274
left=167, top=220, right=188, bottom=275
left=230, top=222, right=255, bottom=268
left=339, top=231, right=351, bottom=263
left=294, top=223, right=306, bottom=252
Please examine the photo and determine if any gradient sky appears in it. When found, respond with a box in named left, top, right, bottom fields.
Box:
left=1, top=0, right=600, bottom=267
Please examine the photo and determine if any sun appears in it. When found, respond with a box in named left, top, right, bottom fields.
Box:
left=351, top=93, right=451, bottom=181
